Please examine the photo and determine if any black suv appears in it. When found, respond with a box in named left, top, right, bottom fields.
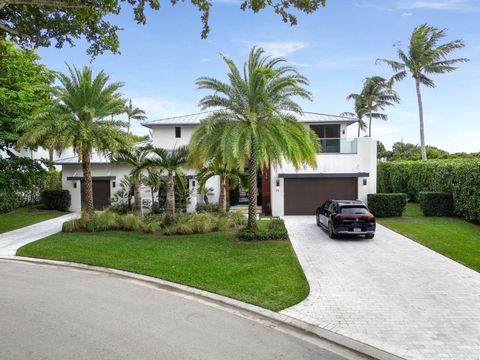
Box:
left=316, top=200, right=376, bottom=239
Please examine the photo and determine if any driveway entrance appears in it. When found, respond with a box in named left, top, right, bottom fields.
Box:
left=282, top=216, right=480, bottom=360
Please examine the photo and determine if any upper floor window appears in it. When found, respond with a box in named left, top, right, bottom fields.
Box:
left=175, top=127, right=181, bottom=138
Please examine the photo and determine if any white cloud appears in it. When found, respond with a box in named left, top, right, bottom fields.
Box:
left=290, top=61, right=311, bottom=68
left=396, top=0, right=480, bottom=11
left=402, top=11, right=413, bottom=16
left=239, top=40, right=310, bottom=57
left=131, top=96, right=198, bottom=120
left=201, top=58, right=210, bottom=62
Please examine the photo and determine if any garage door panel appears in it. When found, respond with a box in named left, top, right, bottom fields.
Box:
left=284, top=178, right=357, bottom=215
left=81, top=180, right=111, bottom=210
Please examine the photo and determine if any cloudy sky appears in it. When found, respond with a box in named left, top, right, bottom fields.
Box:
left=37, top=0, right=479, bottom=152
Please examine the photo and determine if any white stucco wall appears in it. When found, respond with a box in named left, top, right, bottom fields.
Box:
left=151, top=126, right=196, bottom=149
left=270, top=137, right=377, bottom=216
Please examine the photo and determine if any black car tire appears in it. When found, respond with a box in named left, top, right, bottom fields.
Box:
left=328, top=222, right=336, bottom=239
left=316, top=214, right=321, bottom=227
left=365, top=234, right=375, bottom=239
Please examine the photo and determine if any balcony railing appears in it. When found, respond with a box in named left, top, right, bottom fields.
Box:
left=319, top=138, right=357, bottom=154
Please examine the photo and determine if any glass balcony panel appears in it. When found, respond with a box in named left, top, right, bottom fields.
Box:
left=319, top=138, right=357, bottom=154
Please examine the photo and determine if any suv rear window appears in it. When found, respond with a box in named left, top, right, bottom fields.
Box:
left=340, top=207, right=369, bottom=215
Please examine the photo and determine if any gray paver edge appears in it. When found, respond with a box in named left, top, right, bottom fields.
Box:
left=0, top=255, right=405, bottom=360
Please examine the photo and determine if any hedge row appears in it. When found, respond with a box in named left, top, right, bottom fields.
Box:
left=367, top=193, right=407, bottom=217
left=418, top=192, right=454, bottom=217
left=377, top=160, right=480, bottom=222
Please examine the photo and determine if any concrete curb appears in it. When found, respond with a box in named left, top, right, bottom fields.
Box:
left=1, top=256, right=405, bottom=360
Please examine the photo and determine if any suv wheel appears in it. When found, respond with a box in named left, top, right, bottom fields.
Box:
left=316, top=214, right=321, bottom=227
left=328, top=222, right=336, bottom=239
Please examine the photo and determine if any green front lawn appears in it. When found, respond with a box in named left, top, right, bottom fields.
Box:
left=16, top=231, right=309, bottom=311
left=378, top=203, right=480, bottom=272
left=0, top=206, right=68, bottom=234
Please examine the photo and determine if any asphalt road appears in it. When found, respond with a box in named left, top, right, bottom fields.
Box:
left=0, top=260, right=357, bottom=360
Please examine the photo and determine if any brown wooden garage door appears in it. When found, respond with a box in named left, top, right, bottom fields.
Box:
left=81, top=180, right=111, bottom=210
left=284, top=177, right=358, bottom=215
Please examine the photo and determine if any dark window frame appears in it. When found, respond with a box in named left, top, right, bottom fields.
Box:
left=175, top=127, right=181, bottom=138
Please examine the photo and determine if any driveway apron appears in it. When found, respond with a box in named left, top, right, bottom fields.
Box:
left=282, top=216, right=480, bottom=360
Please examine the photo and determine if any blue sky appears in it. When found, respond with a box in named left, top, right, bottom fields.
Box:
left=37, top=0, right=479, bottom=152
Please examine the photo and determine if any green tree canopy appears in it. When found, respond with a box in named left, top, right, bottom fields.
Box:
left=0, top=40, right=54, bottom=150
left=0, top=0, right=326, bottom=57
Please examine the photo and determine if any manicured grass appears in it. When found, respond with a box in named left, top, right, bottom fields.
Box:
left=378, top=203, right=480, bottom=272
left=0, top=206, right=67, bottom=234
left=17, top=231, right=309, bottom=311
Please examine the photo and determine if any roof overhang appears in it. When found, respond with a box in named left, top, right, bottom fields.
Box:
left=278, top=172, right=369, bottom=178
left=66, top=176, right=116, bottom=181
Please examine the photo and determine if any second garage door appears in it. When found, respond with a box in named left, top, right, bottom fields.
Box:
left=284, top=177, right=358, bottom=215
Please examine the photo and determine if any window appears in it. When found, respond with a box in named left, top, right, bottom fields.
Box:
left=340, top=207, right=369, bottom=215
left=175, top=127, right=181, bottom=138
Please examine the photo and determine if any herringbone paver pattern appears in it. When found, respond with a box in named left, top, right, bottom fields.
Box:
left=282, top=216, right=480, bottom=360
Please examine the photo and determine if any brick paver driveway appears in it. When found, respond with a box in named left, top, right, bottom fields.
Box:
left=282, top=216, right=480, bottom=360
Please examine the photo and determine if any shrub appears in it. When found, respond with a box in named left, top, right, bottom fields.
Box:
left=418, top=192, right=454, bottom=216
left=164, top=212, right=219, bottom=235
left=225, top=210, right=247, bottom=228
left=141, top=220, right=160, bottom=233
left=367, top=193, right=407, bottom=217
left=62, top=218, right=85, bottom=232
left=41, top=189, right=71, bottom=211
left=196, top=202, right=231, bottom=213
left=377, top=159, right=480, bottom=221
left=62, top=210, right=142, bottom=232
left=237, top=219, right=289, bottom=241
left=117, top=213, right=142, bottom=231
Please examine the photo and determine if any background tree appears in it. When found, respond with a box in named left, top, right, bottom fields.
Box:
left=0, top=0, right=326, bottom=56
left=378, top=24, right=468, bottom=160
left=341, top=96, right=368, bottom=137
left=0, top=40, right=54, bottom=151
left=195, top=160, right=246, bottom=215
left=23, top=65, right=130, bottom=217
left=138, top=146, right=189, bottom=224
left=111, top=146, right=151, bottom=216
left=124, top=99, right=146, bottom=134
left=191, top=47, right=319, bottom=231
left=143, top=168, right=162, bottom=211
left=347, top=76, right=399, bottom=137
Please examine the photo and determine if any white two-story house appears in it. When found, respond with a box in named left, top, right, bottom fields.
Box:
left=57, top=111, right=377, bottom=216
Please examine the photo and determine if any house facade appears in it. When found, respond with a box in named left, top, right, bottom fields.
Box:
left=57, top=111, right=377, bottom=216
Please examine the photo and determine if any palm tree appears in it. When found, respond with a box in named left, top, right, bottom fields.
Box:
left=16, top=105, right=70, bottom=167
left=143, top=168, right=162, bottom=210
left=378, top=24, right=469, bottom=160
left=341, top=96, right=368, bottom=137
left=195, top=160, right=246, bottom=215
left=124, top=99, right=147, bottom=134
left=20, top=65, right=130, bottom=217
left=138, top=146, right=189, bottom=224
left=111, top=146, right=151, bottom=216
left=347, top=77, right=399, bottom=138
left=190, top=47, right=319, bottom=231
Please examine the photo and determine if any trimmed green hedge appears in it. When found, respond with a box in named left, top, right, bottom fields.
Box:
left=41, top=189, right=71, bottom=211
left=377, top=160, right=480, bottom=221
left=367, top=193, right=407, bottom=217
left=238, top=219, right=289, bottom=241
left=418, top=192, right=454, bottom=216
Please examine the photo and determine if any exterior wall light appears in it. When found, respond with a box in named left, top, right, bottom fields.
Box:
left=276, top=179, right=280, bottom=192
left=73, top=182, right=77, bottom=189
left=112, top=181, right=116, bottom=188
left=363, top=178, right=367, bottom=186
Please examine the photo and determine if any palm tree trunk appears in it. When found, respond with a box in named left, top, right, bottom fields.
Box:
left=133, top=181, right=143, bottom=217
left=219, top=174, right=226, bottom=215
left=358, top=121, right=361, bottom=137
left=151, top=186, right=155, bottom=209
left=368, top=110, right=372, bottom=137
left=415, top=78, right=427, bottom=160
left=166, top=171, right=175, bottom=224
left=247, top=136, right=258, bottom=232
left=81, top=149, right=94, bottom=218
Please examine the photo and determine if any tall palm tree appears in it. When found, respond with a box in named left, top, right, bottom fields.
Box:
left=195, top=160, right=246, bottom=215
left=347, top=76, right=400, bottom=137
left=124, top=99, right=147, bottom=134
left=378, top=24, right=468, bottom=160
left=138, top=146, right=189, bottom=224
left=111, top=146, right=151, bottom=216
left=190, top=47, right=319, bottom=231
left=341, top=96, right=368, bottom=137
left=20, top=65, right=130, bottom=217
